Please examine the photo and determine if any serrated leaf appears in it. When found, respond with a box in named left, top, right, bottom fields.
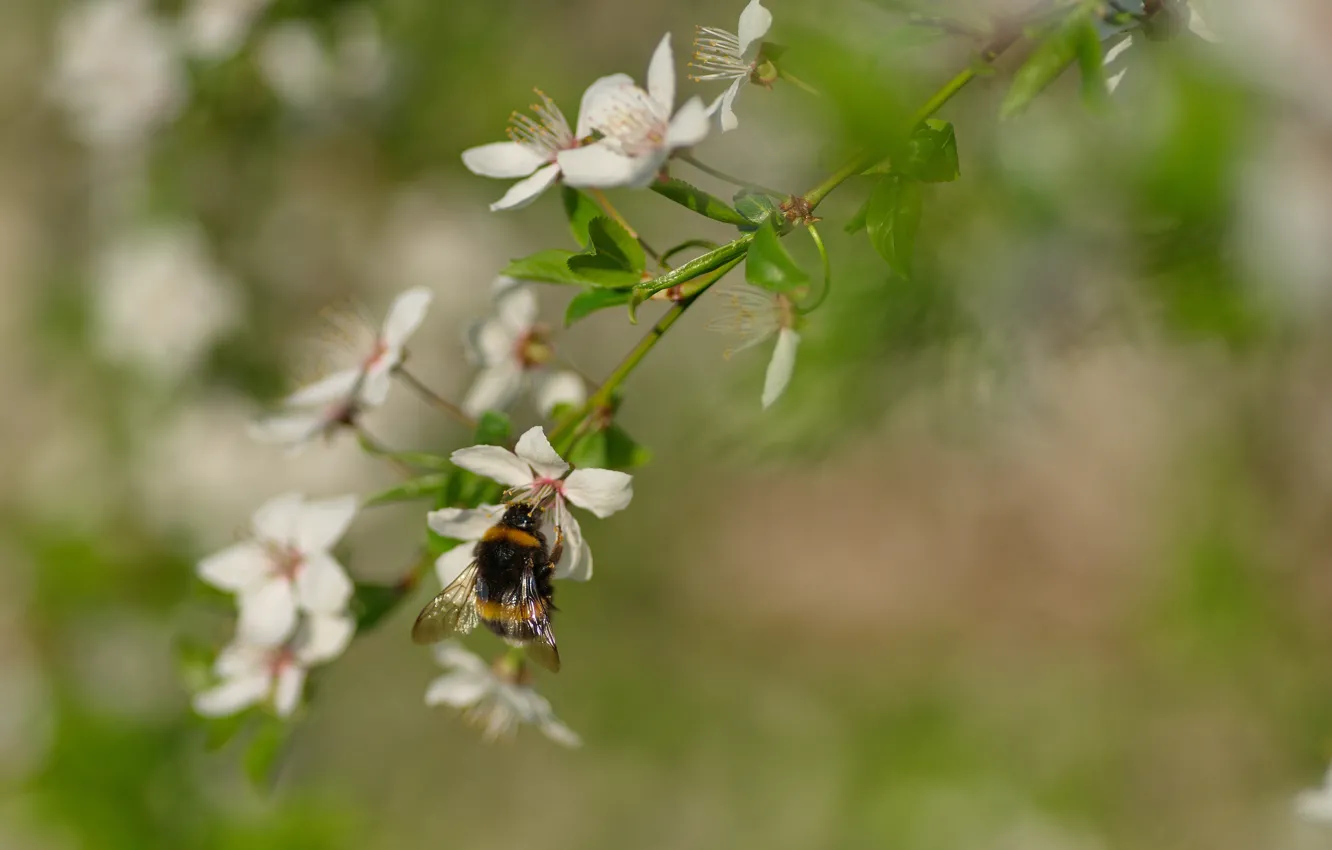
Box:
left=651, top=178, right=750, bottom=226
left=473, top=410, right=511, bottom=445
left=561, top=186, right=601, bottom=247
left=364, top=473, right=451, bottom=507
left=244, top=716, right=290, bottom=790
left=734, top=191, right=783, bottom=227
left=503, top=249, right=586, bottom=285
left=566, top=287, right=632, bottom=326
left=745, top=218, right=810, bottom=293
left=866, top=176, right=923, bottom=278
left=352, top=581, right=405, bottom=630
left=566, top=217, right=646, bottom=287
left=902, top=119, right=960, bottom=182
left=605, top=425, right=652, bottom=469
left=1000, top=6, right=1098, bottom=119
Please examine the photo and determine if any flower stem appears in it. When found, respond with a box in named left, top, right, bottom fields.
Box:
left=354, top=426, right=417, bottom=477
left=777, top=67, right=820, bottom=96
left=591, top=188, right=660, bottom=261
left=797, top=224, right=831, bottom=314
left=394, top=367, right=476, bottom=429
left=676, top=152, right=787, bottom=198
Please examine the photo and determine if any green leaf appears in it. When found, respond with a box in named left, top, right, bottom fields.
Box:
left=364, top=472, right=451, bottom=507
left=745, top=218, right=810, bottom=293
left=865, top=175, right=923, bottom=278
left=999, top=7, right=1097, bottom=119
left=352, top=581, right=406, bottom=630
left=473, top=410, right=511, bottom=446
left=1073, top=19, right=1109, bottom=108
left=902, top=119, right=960, bottom=182
left=566, top=217, right=646, bottom=287
left=566, top=287, right=632, bottom=326
left=503, top=249, right=586, bottom=285
left=605, top=425, right=652, bottom=469
left=244, top=716, right=290, bottom=790
left=734, top=191, right=783, bottom=228
left=567, top=429, right=609, bottom=470
left=561, top=186, right=601, bottom=247
left=845, top=197, right=870, bottom=234
left=651, top=178, right=750, bottom=226
left=203, top=711, right=253, bottom=751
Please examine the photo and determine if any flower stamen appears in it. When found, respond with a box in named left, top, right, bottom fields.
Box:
left=505, top=89, right=574, bottom=158
left=689, top=25, right=750, bottom=82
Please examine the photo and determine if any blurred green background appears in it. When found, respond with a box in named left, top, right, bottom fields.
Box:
left=7, top=0, right=1332, bottom=848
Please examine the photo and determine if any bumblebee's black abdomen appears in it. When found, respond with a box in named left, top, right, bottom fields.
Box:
left=471, top=515, right=556, bottom=644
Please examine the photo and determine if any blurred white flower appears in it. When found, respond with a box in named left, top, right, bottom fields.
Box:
left=462, top=87, right=610, bottom=211
left=49, top=0, right=186, bottom=153
left=256, top=7, right=388, bottom=111
left=91, top=222, right=241, bottom=382
left=425, top=642, right=579, bottom=746
left=1102, top=1, right=1220, bottom=95
left=197, top=492, right=358, bottom=646
left=450, top=426, right=633, bottom=581
left=193, top=613, right=354, bottom=718
left=691, top=0, right=773, bottom=132
left=462, top=278, right=586, bottom=418
left=180, top=0, right=273, bottom=60
left=1297, top=765, right=1332, bottom=823
left=251, top=286, right=432, bottom=446
left=707, top=285, right=800, bottom=409
left=559, top=34, right=711, bottom=189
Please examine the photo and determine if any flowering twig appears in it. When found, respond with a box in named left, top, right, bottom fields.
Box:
left=394, top=366, right=477, bottom=429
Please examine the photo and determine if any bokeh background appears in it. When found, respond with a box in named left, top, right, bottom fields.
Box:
left=7, top=0, right=1332, bottom=848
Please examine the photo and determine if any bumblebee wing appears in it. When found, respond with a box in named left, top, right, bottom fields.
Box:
left=524, top=624, right=561, bottom=673
left=410, top=561, right=480, bottom=645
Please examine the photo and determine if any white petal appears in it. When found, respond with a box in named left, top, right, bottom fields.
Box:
left=433, top=545, right=477, bottom=588
left=1106, top=68, right=1128, bottom=94
left=252, top=492, right=305, bottom=544
left=715, top=80, right=743, bottom=133
left=433, top=640, right=491, bottom=674
left=665, top=96, right=711, bottom=150
left=1297, top=788, right=1332, bottom=824
left=215, top=643, right=268, bottom=678
left=424, top=671, right=490, bottom=708
left=558, top=143, right=662, bottom=189
left=197, top=542, right=271, bottom=592
left=1187, top=7, right=1219, bottom=43
left=450, top=444, right=535, bottom=488
left=381, top=286, right=433, bottom=348
left=761, top=327, right=800, bottom=409
left=550, top=511, right=591, bottom=581
left=357, top=366, right=393, bottom=407
left=237, top=578, right=299, bottom=647
left=496, top=283, right=538, bottom=334
left=514, top=426, right=569, bottom=480
left=1103, top=33, right=1134, bottom=65
left=737, top=0, right=773, bottom=58
left=645, top=32, right=675, bottom=115
left=461, top=141, right=546, bottom=178
left=296, top=613, right=356, bottom=665
left=490, top=163, right=562, bottom=211
left=428, top=504, right=505, bottom=542
left=293, top=493, right=358, bottom=552
left=462, top=363, right=526, bottom=417
left=283, top=368, right=360, bottom=407
left=248, top=411, right=327, bottom=445
left=193, top=672, right=271, bottom=717
left=294, top=552, right=354, bottom=614
left=534, top=370, right=586, bottom=417
left=575, top=73, right=634, bottom=137
left=468, top=317, right=520, bottom=366
left=272, top=664, right=306, bottom=717
left=561, top=469, right=633, bottom=518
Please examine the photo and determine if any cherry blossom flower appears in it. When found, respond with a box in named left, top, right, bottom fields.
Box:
left=1102, top=2, right=1219, bottom=94
left=1297, top=765, right=1332, bottom=824
left=558, top=34, right=711, bottom=189
left=91, top=222, right=242, bottom=383
left=690, top=0, right=773, bottom=132
left=449, top=426, right=633, bottom=581
left=425, top=642, right=579, bottom=745
left=250, top=287, right=432, bottom=446
left=49, top=0, right=186, bottom=153
left=462, top=278, right=587, bottom=418
left=180, top=0, right=273, bottom=60
left=192, top=613, right=354, bottom=718
left=707, top=285, right=800, bottom=408
left=197, top=493, right=358, bottom=646
left=462, top=82, right=624, bottom=211
left=255, top=9, right=388, bottom=111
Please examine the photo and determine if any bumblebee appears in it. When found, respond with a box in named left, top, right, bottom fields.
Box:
left=411, top=502, right=562, bottom=673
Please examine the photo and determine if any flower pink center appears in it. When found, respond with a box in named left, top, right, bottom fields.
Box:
left=514, top=326, right=553, bottom=369
left=268, top=544, right=305, bottom=581
left=267, top=646, right=296, bottom=676
left=362, top=337, right=389, bottom=370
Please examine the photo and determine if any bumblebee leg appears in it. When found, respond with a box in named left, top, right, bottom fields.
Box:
left=549, top=524, right=565, bottom=567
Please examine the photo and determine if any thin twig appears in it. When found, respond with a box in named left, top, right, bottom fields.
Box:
left=394, top=367, right=477, bottom=429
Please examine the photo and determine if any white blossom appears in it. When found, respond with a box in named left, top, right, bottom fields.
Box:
left=49, top=0, right=186, bottom=153
left=90, top=222, right=242, bottom=382
left=192, top=613, right=354, bottom=718
left=1102, top=2, right=1220, bottom=94
left=1297, top=765, right=1332, bottom=824
left=707, top=285, right=800, bottom=409
left=462, top=278, right=586, bottom=418
left=691, top=0, right=773, bottom=132
left=180, top=0, right=274, bottom=61
left=449, top=426, right=634, bottom=581
left=250, top=287, right=432, bottom=446
left=197, top=492, right=358, bottom=646
left=424, top=642, right=579, bottom=746
left=558, top=34, right=710, bottom=189
left=255, top=9, right=388, bottom=111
